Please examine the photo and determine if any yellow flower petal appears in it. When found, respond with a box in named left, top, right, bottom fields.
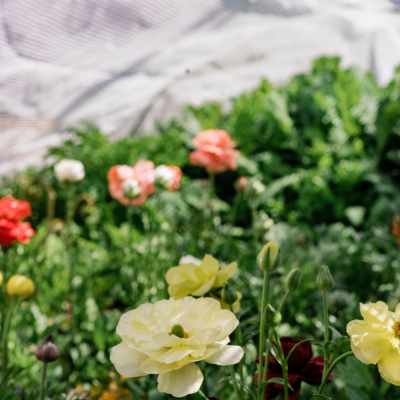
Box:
left=378, top=350, right=400, bottom=385
left=214, top=262, right=237, bottom=288
left=110, top=343, right=147, bottom=378
left=157, top=364, right=204, bottom=398
left=360, top=302, right=393, bottom=326
left=205, top=345, right=243, bottom=366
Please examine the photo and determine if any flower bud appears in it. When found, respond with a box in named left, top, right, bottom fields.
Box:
left=235, top=176, right=249, bottom=192
left=257, top=241, right=279, bottom=270
left=54, top=159, right=85, bottom=183
left=6, top=274, right=35, bottom=299
left=317, top=265, right=334, bottom=291
left=35, top=335, right=60, bottom=363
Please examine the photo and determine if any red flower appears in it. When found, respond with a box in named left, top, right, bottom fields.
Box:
left=0, top=219, right=35, bottom=246
left=190, top=129, right=238, bottom=173
left=0, top=196, right=31, bottom=221
left=264, top=337, right=329, bottom=400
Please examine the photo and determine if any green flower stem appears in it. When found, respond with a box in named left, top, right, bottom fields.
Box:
left=282, top=359, right=289, bottom=400
left=320, top=288, right=330, bottom=393
left=257, top=258, right=271, bottom=400
left=198, top=389, right=209, bottom=399
left=317, top=351, right=353, bottom=394
left=0, top=299, right=16, bottom=385
left=39, top=362, right=48, bottom=400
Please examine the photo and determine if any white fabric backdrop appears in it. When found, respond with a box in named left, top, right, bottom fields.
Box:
left=1, top=0, right=399, bottom=173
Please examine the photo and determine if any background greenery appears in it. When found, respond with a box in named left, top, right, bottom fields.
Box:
left=1, top=56, right=400, bottom=399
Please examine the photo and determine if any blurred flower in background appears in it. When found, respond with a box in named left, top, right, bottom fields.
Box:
left=54, top=159, right=85, bottom=183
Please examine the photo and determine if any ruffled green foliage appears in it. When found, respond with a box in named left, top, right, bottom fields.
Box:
left=1, top=57, right=400, bottom=399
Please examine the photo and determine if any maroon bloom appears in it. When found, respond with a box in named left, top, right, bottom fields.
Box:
left=264, top=337, right=329, bottom=400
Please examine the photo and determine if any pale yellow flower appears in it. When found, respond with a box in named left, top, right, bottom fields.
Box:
left=165, top=255, right=237, bottom=299
left=110, top=297, right=243, bottom=398
left=6, top=274, right=35, bottom=299
left=0, top=272, right=3, bottom=286
left=347, top=301, right=400, bottom=385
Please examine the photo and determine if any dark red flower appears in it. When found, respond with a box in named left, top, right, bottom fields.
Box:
left=0, top=196, right=31, bottom=221
left=264, top=337, right=329, bottom=400
left=0, top=219, right=35, bottom=246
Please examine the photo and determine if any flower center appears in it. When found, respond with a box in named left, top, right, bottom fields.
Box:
left=169, top=324, right=188, bottom=338
left=394, top=321, right=400, bottom=338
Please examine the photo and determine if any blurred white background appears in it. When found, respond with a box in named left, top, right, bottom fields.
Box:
left=1, top=0, right=399, bottom=173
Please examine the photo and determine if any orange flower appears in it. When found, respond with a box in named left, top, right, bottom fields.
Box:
left=235, top=176, right=248, bottom=192
left=391, top=215, right=400, bottom=244
left=190, top=129, right=238, bottom=173
left=99, top=382, right=131, bottom=400
left=108, top=161, right=155, bottom=206
left=155, top=165, right=183, bottom=191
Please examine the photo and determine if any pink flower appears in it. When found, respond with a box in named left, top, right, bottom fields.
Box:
left=155, top=165, right=183, bottom=191
left=107, top=160, right=155, bottom=206
left=190, top=129, right=238, bottom=173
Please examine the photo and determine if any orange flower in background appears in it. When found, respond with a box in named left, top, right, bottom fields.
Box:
left=391, top=215, right=400, bottom=244
left=108, top=160, right=155, bottom=206
left=190, top=129, right=238, bottom=173
left=99, top=382, right=131, bottom=400
left=0, top=196, right=31, bottom=221
left=235, top=176, right=249, bottom=192
left=155, top=165, right=182, bottom=191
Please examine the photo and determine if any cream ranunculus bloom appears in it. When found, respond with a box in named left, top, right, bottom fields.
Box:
left=347, top=301, right=400, bottom=385
left=165, top=255, right=237, bottom=299
left=110, top=297, right=243, bottom=398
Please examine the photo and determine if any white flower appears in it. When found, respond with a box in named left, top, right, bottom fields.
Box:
left=155, top=165, right=175, bottom=186
left=54, top=159, right=85, bottom=183
left=110, top=297, right=243, bottom=398
left=178, top=255, right=201, bottom=266
left=122, top=179, right=141, bottom=199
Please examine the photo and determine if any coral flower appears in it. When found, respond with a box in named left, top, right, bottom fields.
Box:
left=264, top=337, right=327, bottom=400
left=0, top=196, right=31, bottom=221
left=108, top=161, right=155, bottom=206
left=0, top=219, right=35, bottom=246
left=166, top=255, right=237, bottom=299
left=155, top=165, right=182, bottom=191
left=111, top=297, right=243, bottom=398
left=190, top=129, right=238, bottom=173
left=347, top=301, right=400, bottom=385
left=391, top=215, right=400, bottom=245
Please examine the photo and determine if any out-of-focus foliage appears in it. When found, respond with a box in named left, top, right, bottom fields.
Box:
left=1, top=57, right=400, bottom=399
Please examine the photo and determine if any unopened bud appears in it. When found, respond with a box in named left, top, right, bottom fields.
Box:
left=6, top=275, right=35, bottom=299
left=257, top=241, right=279, bottom=270
left=317, top=265, right=334, bottom=291
left=35, top=335, right=60, bottom=363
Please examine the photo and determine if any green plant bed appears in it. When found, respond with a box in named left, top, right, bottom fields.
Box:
left=1, top=56, right=400, bottom=399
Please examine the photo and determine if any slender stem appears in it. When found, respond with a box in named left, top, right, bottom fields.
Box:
left=321, top=288, right=330, bottom=387
left=198, top=389, right=208, bottom=399
left=39, top=362, right=48, bottom=400
left=282, top=360, right=289, bottom=400
left=317, top=351, right=353, bottom=394
left=0, top=300, right=15, bottom=385
left=257, top=265, right=270, bottom=400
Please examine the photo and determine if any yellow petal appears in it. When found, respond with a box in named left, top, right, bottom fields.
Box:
left=110, top=343, right=147, bottom=378
left=378, top=350, right=400, bottom=385
left=214, top=262, right=237, bottom=288
left=157, top=364, right=204, bottom=398
left=360, top=302, right=393, bottom=326
left=347, top=320, right=392, bottom=364
left=205, top=345, right=243, bottom=366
